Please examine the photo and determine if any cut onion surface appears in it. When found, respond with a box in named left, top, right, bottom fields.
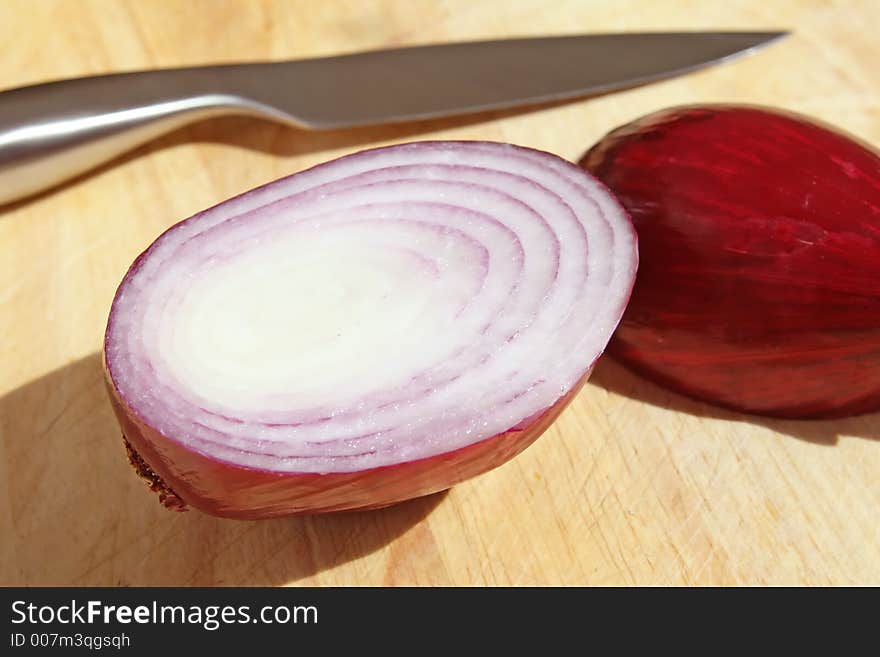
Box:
left=104, top=141, right=638, bottom=518
left=583, top=105, right=880, bottom=418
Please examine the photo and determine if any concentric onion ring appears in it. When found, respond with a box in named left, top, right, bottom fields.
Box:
left=104, top=141, right=637, bottom=517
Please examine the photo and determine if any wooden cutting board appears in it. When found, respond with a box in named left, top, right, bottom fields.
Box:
left=2, top=0, right=878, bottom=586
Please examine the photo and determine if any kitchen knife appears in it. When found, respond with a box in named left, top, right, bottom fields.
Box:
left=0, top=32, right=786, bottom=205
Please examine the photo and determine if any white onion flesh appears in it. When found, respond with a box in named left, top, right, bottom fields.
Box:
left=105, top=141, right=637, bottom=474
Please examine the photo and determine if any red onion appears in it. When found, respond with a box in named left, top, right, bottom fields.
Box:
left=582, top=105, right=880, bottom=418
left=104, top=141, right=638, bottom=517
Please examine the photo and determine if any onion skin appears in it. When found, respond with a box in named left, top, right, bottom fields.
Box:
left=105, top=364, right=590, bottom=518
left=582, top=105, right=880, bottom=418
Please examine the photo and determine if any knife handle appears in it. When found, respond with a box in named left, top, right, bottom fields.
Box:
left=0, top=66, right=288, bottom=206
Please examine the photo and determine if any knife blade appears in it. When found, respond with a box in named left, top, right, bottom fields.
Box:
left=0, top=32, right=787, bottom=205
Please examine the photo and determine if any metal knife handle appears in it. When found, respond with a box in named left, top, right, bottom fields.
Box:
left=0, top=66, right=293, bottom=205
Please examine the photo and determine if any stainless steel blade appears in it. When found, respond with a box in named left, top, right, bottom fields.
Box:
left=0, top=31, right=788, bottom=204
left=248, top=32, right=788, bottom=128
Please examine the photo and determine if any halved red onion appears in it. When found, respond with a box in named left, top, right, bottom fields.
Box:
left=104, top=141, right=637, bottom=518
left=583, top=106, right=880, bottom=418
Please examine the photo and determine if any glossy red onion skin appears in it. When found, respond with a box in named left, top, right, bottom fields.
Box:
left=582, top=105, right=880, bottom=418
left=105, top=361, right=591, bottom=519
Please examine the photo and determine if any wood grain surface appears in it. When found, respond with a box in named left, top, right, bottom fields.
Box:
left=1, top=0, right=878, bottom=586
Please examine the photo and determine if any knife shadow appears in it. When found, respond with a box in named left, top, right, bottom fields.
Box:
left=589, top=357, right=880, bottom=445
left=0, top=353, right=448, bottom=586
left=0, top=95, right=601, bottom=213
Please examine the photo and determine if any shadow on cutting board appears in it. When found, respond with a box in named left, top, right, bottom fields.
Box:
left=590, top=357, right=880, bottom=445
left=0, top=354, right=446, bottom=586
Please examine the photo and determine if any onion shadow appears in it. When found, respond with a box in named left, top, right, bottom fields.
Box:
left=589, top=356, right=880, bottom=446
left=0, top=353, right=447, bottom=585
